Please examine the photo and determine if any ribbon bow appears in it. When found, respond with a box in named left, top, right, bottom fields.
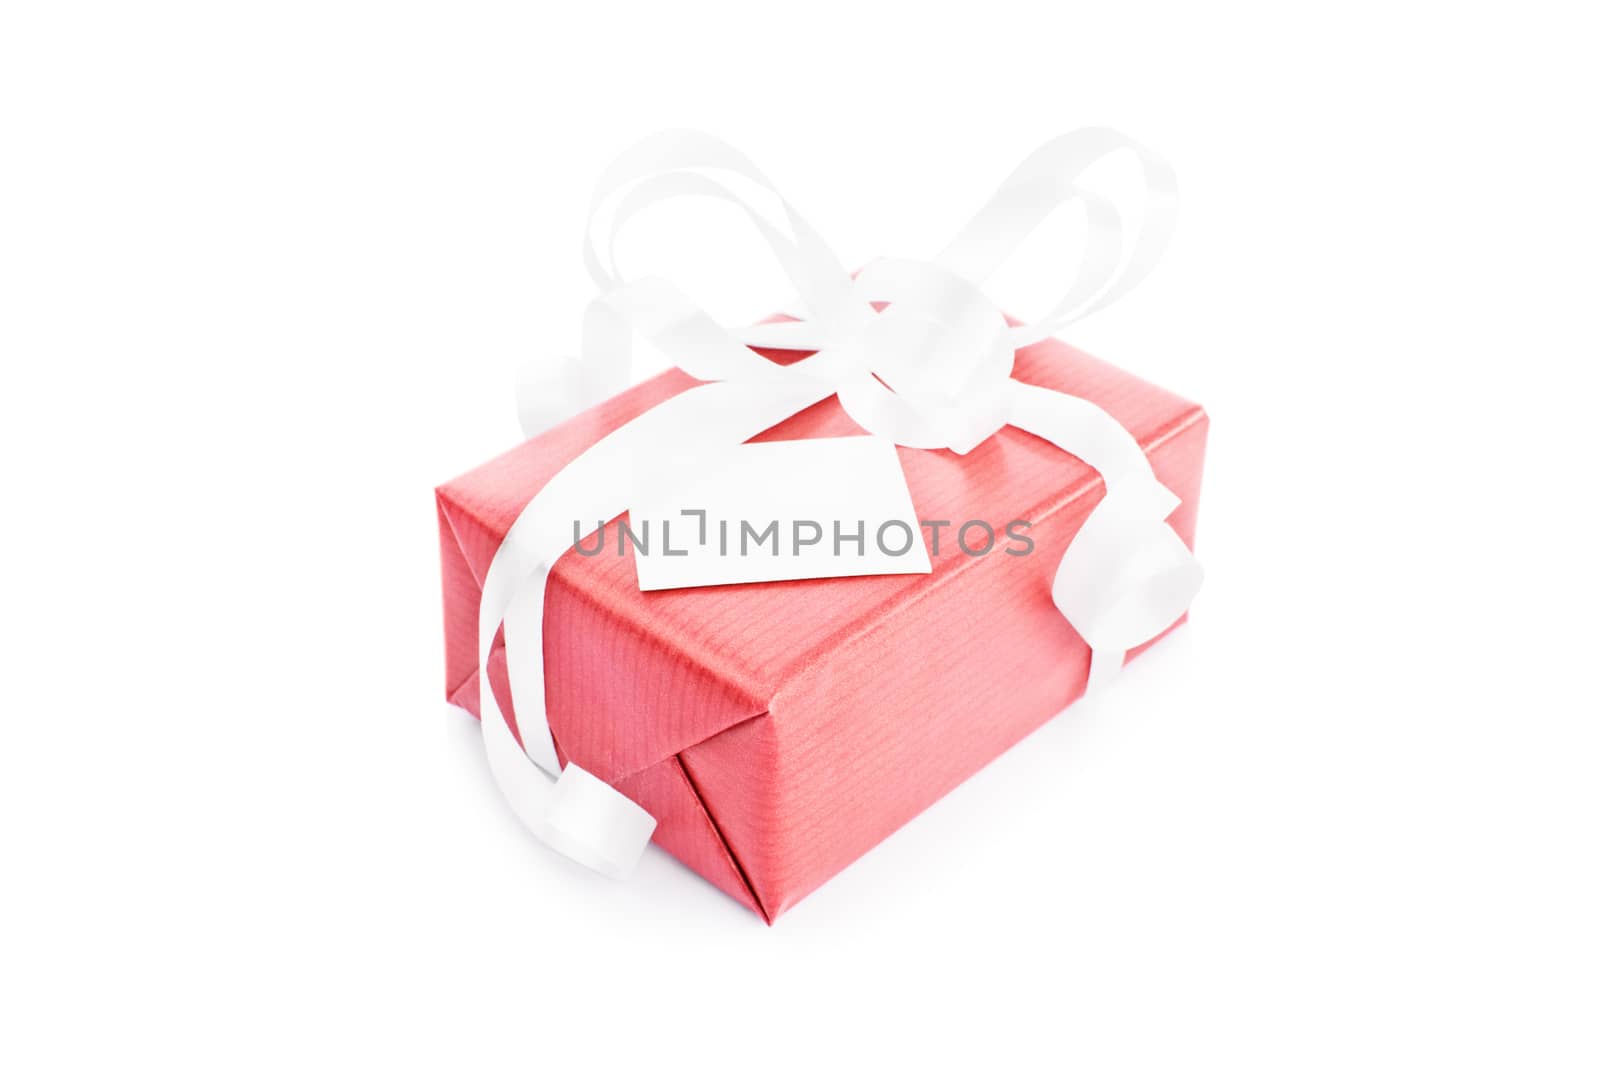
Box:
left=477, top=130, right=1204, bottom=879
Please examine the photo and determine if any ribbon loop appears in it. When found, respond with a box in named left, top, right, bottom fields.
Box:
left=584, top=128, right=861, bottom=330
left=938, top=126, right=1177, bottom=344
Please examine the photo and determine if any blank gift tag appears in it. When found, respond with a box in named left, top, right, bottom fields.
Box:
left=628, top=436, right=932, bottom=591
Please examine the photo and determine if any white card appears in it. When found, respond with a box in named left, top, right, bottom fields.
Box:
left=627, top=436, right=932, bottom=592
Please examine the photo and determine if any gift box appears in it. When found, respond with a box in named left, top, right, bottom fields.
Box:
left=437, top=128, right=1207, bottom=920
left=437, top=336, right=1206, bottom=921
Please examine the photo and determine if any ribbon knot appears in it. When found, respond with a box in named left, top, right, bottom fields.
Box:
left=484, top=129, right=1203, bottom=880
left=823, top=257, right=1016, bottom=454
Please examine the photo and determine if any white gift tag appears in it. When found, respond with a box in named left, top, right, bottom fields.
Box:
left=627, top=436, right=932, bottom=591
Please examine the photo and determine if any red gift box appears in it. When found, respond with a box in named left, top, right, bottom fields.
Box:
left=437, top=337, right=1206, bottom=922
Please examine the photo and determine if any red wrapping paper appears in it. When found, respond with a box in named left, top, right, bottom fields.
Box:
left=437, top=336, right=1207, bottom=922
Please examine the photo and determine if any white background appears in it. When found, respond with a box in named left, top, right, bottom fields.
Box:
left=3, top=2, right=1597, bottom=1063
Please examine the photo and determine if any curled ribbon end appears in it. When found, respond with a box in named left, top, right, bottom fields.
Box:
left=535, top=764, right=657, bottom=880
left=517, top=363, right=579, bottom=440
left=1052, top=492, right=1204, bottom=655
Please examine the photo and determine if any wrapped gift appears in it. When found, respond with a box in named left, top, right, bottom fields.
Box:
left=436, top=130, right=1207, bottom=921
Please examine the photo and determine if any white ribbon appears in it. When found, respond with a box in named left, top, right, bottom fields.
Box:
left=479, top=129, right=1203, bottom=879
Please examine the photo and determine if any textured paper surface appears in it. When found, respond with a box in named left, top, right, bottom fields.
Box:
left=437, top=337, right=1208, bottom=921
left=628, top=436, right=932, bottom=592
